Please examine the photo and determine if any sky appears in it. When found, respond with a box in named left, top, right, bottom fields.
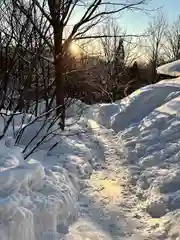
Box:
left=68, top=0, right=180, bottom=36
left=119, top=0, right=180, bottom=34
left=68, top=0, right=180, bottom=58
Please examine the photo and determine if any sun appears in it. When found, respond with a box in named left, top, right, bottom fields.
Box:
left=69, top=42, right=81, bottom=57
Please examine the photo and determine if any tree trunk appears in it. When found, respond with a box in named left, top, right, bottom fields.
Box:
left=151, top=61, right=157, bottom=83
left=54, top=24, right=65, bottom=130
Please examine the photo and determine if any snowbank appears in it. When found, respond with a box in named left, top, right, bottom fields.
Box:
left=84, top=79, right=180, bottom=133
left=0, top=140, right=79, bottom=240
left=109, top=78, right=180, bottom=238
left=0, top=139, right=95, bottom=240
left=0, top=110, right=109, bottom=240
left=157, top=60, right=180, bottom=77
left=111, top=83, right=180, bottom=133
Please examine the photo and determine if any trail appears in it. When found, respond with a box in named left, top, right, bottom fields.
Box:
left=65, top=120, right=151, bottom=240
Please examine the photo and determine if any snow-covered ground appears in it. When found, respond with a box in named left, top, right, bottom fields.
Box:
left=2, top=75, right=180, bottom=239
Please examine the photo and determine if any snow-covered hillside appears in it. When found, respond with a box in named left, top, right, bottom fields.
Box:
left=2, top=77, right=180, bottom=239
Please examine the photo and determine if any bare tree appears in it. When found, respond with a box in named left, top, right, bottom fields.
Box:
left=0, top=0, right=60, bottom=157
left=0, top=0, right=151, bottom=158
left=164, top=15, right=180, bottom=61
left=13, top=0, right=148, bottom=129
left=99, top=19, right=141, bottom=100
left=145, top=12, right=167, bottom=82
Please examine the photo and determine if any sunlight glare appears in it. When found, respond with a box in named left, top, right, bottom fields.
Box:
left=69, top=42, right=80, bottom=57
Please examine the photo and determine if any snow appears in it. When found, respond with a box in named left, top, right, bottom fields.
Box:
left=110, top=78, right=180, bottom=238
left=3, top=75, right=180, bottom=239
left=0, top=151, right=79, bottom=240
left=34, top=99, right=88, bottom=118
left=83, top=76, right=180, bottom=238
left=0, top=110, right=110, bottom=239
left=157, top=60, right=180, bottom=77
left=85, top=80, right=180, bottom=132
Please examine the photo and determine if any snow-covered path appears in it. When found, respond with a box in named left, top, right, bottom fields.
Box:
left=65, top=120, right=149, bottom=240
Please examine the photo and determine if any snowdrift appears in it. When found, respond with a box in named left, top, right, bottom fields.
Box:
left=109, top=78, right=180, bottom=238
left=0, top=113, right=108, bottom=240
left=0, top=141, right=79, bottom=240
left=157, top=60, right=180, bottom=77
left=85, top=79, right=180, bottom=132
